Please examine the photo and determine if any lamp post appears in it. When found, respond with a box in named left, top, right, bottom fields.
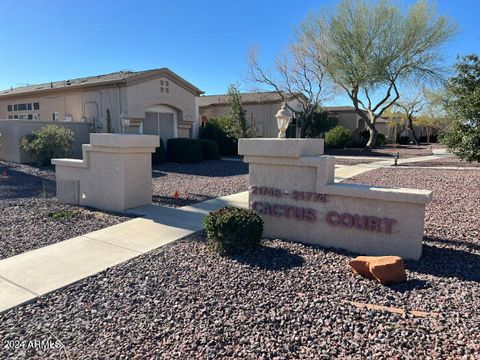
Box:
left=275, top=103, right=293, bottom=138
left=120, top=111, right=130, bottom=134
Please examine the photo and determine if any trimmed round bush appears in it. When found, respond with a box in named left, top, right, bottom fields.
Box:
left=152, top=139, right=166, bottom=164
left=20, top=125, right=74, bottom=166
left=325, top=126, right=352, bottom=149
left=167, top=138, right=203, bottom=163
left=199, top=139, right=221, bottom=160
left=204, top=206, right=264, bottom=255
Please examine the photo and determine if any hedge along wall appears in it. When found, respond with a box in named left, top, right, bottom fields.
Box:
left=0, top=120, right=91, bottom=163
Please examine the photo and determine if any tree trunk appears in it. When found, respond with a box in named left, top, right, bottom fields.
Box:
left=427, top=128, right=431, bottom=144
left=407, top=117, right=419, bottom=145
left=365, top=126, right=378, bottom=151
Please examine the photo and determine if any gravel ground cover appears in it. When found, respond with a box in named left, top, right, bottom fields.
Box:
left=0, top=161, right=132, bottom=259
left=326, top=144, right=436, bottom=159
left=152, top=160, right=249, bottom=207
left=1, top=168, right=478, bottom=359
left=399, top=156, right=480, bottom=168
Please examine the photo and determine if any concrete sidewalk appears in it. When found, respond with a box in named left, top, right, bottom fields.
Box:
left=0, top=192, right=248, bottom=313
left=0, top=153, right=449, bottom=314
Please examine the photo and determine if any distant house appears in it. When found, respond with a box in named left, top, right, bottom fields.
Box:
left=199, top=92, right=390, bottom=138
left=199, top=92, right=304, bottom=138
left=0, top=68, right=204, bottom=142
left=325, top=106, right=390, bottom=138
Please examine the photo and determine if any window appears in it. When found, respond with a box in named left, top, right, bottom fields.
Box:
left=18, top=103, right=27, bottom=111
left=7, top=105, right=12, bottom=112
left=165, top=87, right=169, bottom=93
left=52, top=112, right=59, bottom=121
left=14, top=115, right=18, bottom=119
left=27, top=103, right=32, bottom=110
left=18, top=114, right=29, bottom=120
left=160, top=87, right=164, bottom=93
left=28, top=114, right=33, bottom=120
left=33, top=102, right=39, bottom=110
left=13, top=104, right=18, bottom=111
left=8, top=115, right=13, bottom=119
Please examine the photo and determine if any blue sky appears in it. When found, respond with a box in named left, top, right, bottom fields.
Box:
left=0, top=0, right=478, bottom=106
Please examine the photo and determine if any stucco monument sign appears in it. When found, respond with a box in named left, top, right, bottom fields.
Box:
left=238, top=138, right=432, bottom=260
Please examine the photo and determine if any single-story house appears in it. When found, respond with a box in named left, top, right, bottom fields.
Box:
left=0, top=68, right=204, bottom=162
left=199, top=92, right=391, bottom=139
left=199, top=92, right=304, bottom=138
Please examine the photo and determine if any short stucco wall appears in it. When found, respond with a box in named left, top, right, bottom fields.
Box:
left=0, top=120, right=91, bottom=163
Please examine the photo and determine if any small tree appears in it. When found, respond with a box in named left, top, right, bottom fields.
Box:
left=394, top=94, right=425, bottom=145
left=226, top=83, right=251, bottom=139
left=248, top=44, right=333, bottom=137
left=303, top=108, right=338, bottom=138
left=20, top=125, right=74, bottom=166
left=299, top=0, right=456, bottom=150
left=441, top=54, right=480, bottom=162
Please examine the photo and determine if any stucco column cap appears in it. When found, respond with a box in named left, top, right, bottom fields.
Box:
left=238, top=138, right=324, bottom=158
left=90, top=134, right=160, bottom=148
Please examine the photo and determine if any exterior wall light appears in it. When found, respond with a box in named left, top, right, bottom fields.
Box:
left=275, top=103, right=292, bottom=138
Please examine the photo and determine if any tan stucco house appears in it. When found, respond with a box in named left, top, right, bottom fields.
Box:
left=199, top=92, right=391, bottom=139
left=0, top=68, right=203, bottom=142
left=199, top=92, right=304, bottom=138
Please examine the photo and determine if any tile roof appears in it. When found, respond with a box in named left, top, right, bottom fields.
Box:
left=199, top=92, right=298, bottom=107
left=0, top=68, right=203, bottom=97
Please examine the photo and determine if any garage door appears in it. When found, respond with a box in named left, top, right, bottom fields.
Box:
left=144, top=112, right=175, bottom=145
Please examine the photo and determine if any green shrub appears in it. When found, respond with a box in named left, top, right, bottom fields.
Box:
left=376, top=133, right=387, bottom=146
left=303, top=110, right=339, bottom=138
left=48, top=210, right=77, bottom=220
left=167, top=138, right=203, bottom=163
left=204, top=206, right=264, bottom=255
left=199, top=118, right=238, bottom=156
left=20, top=125, right=74, bottom=166
left=199, top=139, right=221, bottom=159
left=152, top=139, right=166, bottom=164
left=325, top=126, right=352, bottom=149
left=398, top=136, right=410, bottom=145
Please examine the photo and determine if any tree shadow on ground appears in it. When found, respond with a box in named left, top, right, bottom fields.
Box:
left=231, top=245, right=305, bottom=271
left=151, top=194, right=215, bottom=207
left=424, top=235, right=480, bottom=253
left=406, top=243, right=480, bottom=283
left=0, top=165, right=56, bottom=200
left=152, top=160, right=248, bottom=177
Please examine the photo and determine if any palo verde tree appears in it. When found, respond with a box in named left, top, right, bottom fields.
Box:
left=299, top=0, right=456, bottom=150
left=441, top=54, right=480, bottom=162
left=248, top=44, right=334, bottom=137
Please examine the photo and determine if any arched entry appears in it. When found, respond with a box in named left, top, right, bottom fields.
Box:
left=143, top=105, right=177, bottom=145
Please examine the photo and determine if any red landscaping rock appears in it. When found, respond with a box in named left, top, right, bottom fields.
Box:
left=349, top=256, right=407, bottom=284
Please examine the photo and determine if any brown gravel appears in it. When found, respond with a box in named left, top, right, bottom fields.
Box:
left=0, top=167, right=478, bottom=358
left=152, top=160, right=249, bottom=207
left=399, top=156, right=480, bottom=168
left=0, top=161, right=131, bottom=259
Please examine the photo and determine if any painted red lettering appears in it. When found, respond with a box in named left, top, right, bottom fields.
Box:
left=326, top=211, right=340, bottom=225
left=367, top=216, right=382, bottom=232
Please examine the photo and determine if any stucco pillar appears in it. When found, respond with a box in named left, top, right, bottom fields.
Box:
left=52, top=134, right=159, bottom=213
